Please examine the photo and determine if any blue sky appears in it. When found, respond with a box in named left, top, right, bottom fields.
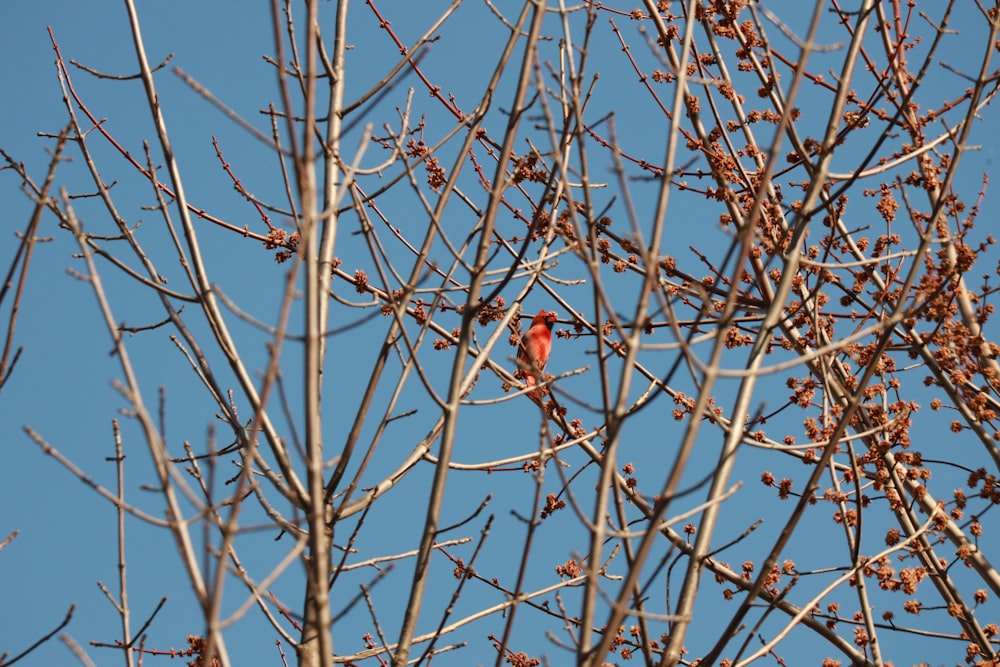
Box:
left=4, top=2, right=1000, bottom=666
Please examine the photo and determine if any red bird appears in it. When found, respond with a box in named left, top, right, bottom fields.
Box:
left=516, top=310, right=557, bottom=403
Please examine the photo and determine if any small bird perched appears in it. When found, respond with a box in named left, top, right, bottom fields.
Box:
left=516, top=310, right=557, bottom=403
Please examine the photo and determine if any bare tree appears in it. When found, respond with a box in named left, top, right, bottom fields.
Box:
left=4, top=1, right=1000, bottom=666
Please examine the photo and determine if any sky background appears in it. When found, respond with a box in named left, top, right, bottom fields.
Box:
left=3, top=2, right=1000, bottom=666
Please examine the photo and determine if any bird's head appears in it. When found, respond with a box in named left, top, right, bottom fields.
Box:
left=533, top=310, right=557, bottom=329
